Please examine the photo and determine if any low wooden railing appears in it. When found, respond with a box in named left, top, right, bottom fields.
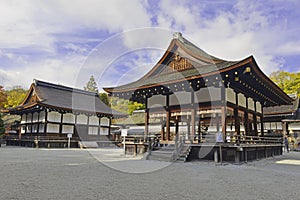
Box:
left=178, top=134, right=282, bottom=145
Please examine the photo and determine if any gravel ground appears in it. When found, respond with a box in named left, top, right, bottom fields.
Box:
left=0, top=146, right=299, bottom=200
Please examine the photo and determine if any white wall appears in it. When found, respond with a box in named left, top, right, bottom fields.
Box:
left=21, top=125, right=26, bottom=133
left=32, top=124, right=38, bottom=133
left=256, top=102, right=262, bottom=113
left=226, top=88, right=236, bottom=104
left=77, top=114, right=88, bottom=124
left=194, top=87, right=221, bottom=103
left=48, top=112, right=61, bottom=123
left=39, top=124, right=45, bottom=133
left=238, top=93, right=246, bottom=108
left=170, top=91, right=191, bottom=105
left=89, top=116, right=99, bottom=125
left=289, top=123, right=300, bottom=131
left=21, top=114, right=26, bottom=124
left=88, top=127, right=98, bottom=135
left=32, top=112, right=39, bottom=123
left=63, top=113, right=75, bottom=124
left=100, top=127, right=109, bottom=135
left=39, top=111, right=45, bottom=122
left=47, top=124, right=59, bottom=133
left=27, top=113, right=32, bottom=123
left=248, top=98, right=255, bottom=111
left=100, top=117, right=110, bottom=126
left=62, top=125, right=74, bottom=134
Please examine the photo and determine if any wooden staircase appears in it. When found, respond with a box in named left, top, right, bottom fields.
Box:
left=176, top=145, right=192, bottom=162
left=147, top=145, right=175, bottom=162
left=147, top=144, right=192, bottom=162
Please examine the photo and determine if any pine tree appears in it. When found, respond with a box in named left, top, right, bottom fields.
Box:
left=84, top=75, right=99, bottom=93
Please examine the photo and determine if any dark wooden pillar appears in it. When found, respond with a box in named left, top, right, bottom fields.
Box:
left=144, top=98, right=149, bottom=141
left=161, top=119, right=165, bottom=140
left=198, top=118, right=201, bottom=143
left=98, top=116, right=101, bottom=140
left=220, top=86, right=226, bottom=140
left=44, top=111, right=48, bottom=134
left=254, top=101, right=258, bottom=136
left=244, top=97, right=249, bottom=136
left=25, top=113, right=28, bottom=135
left=59, top=112, right=63, bottom=137
left=260, top=105, right=264, bottom=136
left=74, top=114, right=78, bottom=138
left=166, top=94, right=170, bottom=141
left=191, top=90, right=195, bottom=142
left=37, top=112, right=40, bottom=135
left=221, top=107, right=226, bottom=139
left=187, top=121, right=191, bottom=139
left=234, top=91, right=240, bottom=136
left=108, top=116, right=111, bottom=140
left=166, top=111, right=171, bottom=141
left=30, top=112, right=34, bottom=136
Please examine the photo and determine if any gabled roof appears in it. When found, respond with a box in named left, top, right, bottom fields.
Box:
left=4, top=79, right=125, bottom=117
left=104, top=32, right=231, bottom=92
left=264, top=95, right=299, bottom=115
left=103, top=32, right=292, bottom=106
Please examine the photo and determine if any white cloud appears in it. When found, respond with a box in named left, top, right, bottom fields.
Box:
left=153, top=0, right=298, bottom=75
left=0, top=54, right=85, bottom=89
left=0, top=0, right=299, bottom=90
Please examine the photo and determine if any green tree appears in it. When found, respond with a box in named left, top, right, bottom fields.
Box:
left=4, top=86, right=27, bottom=108
left=269, top=71, right=300, bottom=97
left=0, top=85, right=7, bottom=109
left=99, top=93, right=110, bottom=106
left=84, top=75, right=99, bottom=93
left=110, top=97, right=145, bottom=115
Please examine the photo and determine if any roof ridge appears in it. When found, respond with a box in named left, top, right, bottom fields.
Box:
left=173, top=32, right=225, bottom=63
left=33, top=79, right=98, bottom=97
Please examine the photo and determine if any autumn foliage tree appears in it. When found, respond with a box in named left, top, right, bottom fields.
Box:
left=4, top=86, right=27, bottom=108
left=110, top=97, right=145, bottom=115
left=269, top=71, right=300, bottom=97
left=0, top=85, right=7, bottom=109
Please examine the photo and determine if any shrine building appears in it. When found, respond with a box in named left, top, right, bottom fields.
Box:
left=104, top=32, right=293, bottom=162
left=3, top=79, right=125, bottom=148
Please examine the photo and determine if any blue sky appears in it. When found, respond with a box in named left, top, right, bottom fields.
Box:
left=0, top=0, right=299, bottom=90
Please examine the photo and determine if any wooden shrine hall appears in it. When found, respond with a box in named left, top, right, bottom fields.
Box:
left=104, top=32, right=293, bottom=163
left=2, top=79, right=125, bottom=148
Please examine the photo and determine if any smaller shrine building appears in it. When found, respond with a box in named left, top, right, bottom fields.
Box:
left=2, top=79, right=125, bottom=148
